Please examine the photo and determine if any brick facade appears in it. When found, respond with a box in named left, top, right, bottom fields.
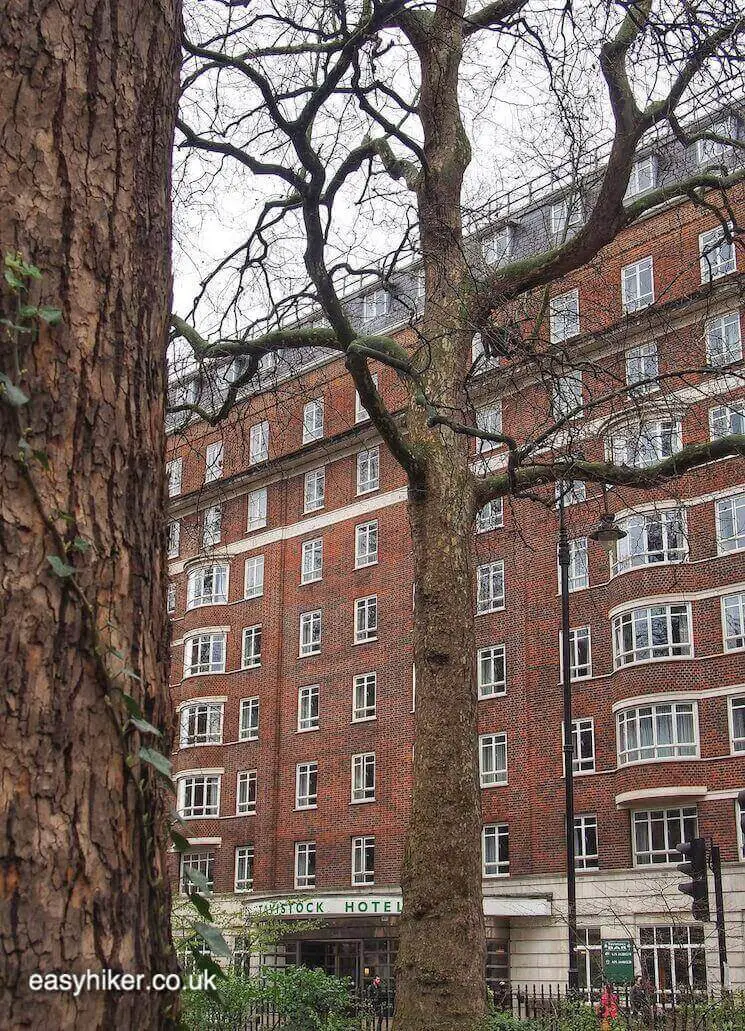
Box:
left=166, top=181, right=745, bottom=990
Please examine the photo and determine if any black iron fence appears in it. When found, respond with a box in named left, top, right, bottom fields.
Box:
left=494, top=982, right=745, bottom=1031
left=191, top=984, right=745, bottom=1031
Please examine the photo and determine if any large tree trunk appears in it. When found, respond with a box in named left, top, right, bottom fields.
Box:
left=396, top=473, right=487, bottom=1031
left=394, top=5, right=487, bottom=1027
left=0, top=3, right=181, bottom=1028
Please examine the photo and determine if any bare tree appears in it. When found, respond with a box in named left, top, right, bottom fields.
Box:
left=172, top=2, right=744, bottom=1027
left=0, top=2, right=182, bottom=1028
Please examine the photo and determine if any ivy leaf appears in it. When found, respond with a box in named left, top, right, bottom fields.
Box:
left=193, top=922, right=231, bottom=958
left=129, top=716, right=162, bottom=737
left=19, top=305, right=62, bottom=326
left=188, top=893, right=212, bottom=920
left=121, top=693, right=144, bottom=718
left=47, top=555, right=76, bottom=578
left=138, top=746, right=172, bottom=779
left=170, top=829, right=191, bottom=853
left=122, top=667, right=142, bottom=682
left=192, top=952, right=226, bottom=986
left=0, top=373, right=29, bottom=407
left=4, top=269, right=25, bottom=290
left=72, top=536, right=91, bottom=553
left=184, top=868, right=212, bottom=894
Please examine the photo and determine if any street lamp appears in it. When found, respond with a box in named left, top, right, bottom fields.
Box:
left=557, top=484, right=626, bottom=992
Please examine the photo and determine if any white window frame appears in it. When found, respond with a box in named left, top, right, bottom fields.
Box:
left=483, top=227, right=513, bottom=267
left=482, top=824, right=509, bottom=877
left=699, top=224, right=737, bottom=282
left=550, top=196, right=582, bottom=240
left=167, top=458, right=183, bottom=498
left=625, top=342, right=659, bottom=392
left=183, top=633, right=226, bottom=677
left=180, top=851, right=214, bottom=895
left=560, top=626, right=592, bottom=680
left=247, top=487, right=267, bottom=531
left=202, top=504, right=222, bottom=549
left=475, top=404, right=503, bottom=452
left=167, top=519, right=181, bottom=559
left=234, top=845, right=254, bottom=892
left=722, top=594, right=745, bottom=653
left=479, top=732, right=508, bottom=787
left=715, top=493, right=745, bottom=554
left=301, top=538, right=323, bottom=584
left=613, top=508, right=688, bottom=575
left=617, top=701, right=698, bottom=765
left=178, top=774, right=221, bottom=819
left=295, top=762, right=318, bottom=809
left=167, top=582, right=176, bottom=614
left=612, top=603, right=692, bottom=668
left=551, top=372, right=583, bottom=420
left=302, top=398, right=324, bottom=444
left=625, top=155, right=657, bottom=199
left=477, top=561, right=505, bottom=613
left=356, top=447, right=380, bottom=495
left=729, top=696, right=745, bottom=753
left=179, top=701, right=224, bottom=748
left=355, top=520, right=378, bottom=568
left=549, top=289, right=580, bottom=343
left=477, top=644, right=507, bottom=699
left=236, top=771, right=257, bottom=816
left=354, top=595, right=378, bottom=644
left=241, top=625, right=262, bottom=669
left=204, top=441, right=224, bottom=483
left=609, top=418, right=682, bottom=469
left=352, top=836, right=375, bottom=886
left=476, top=499, right=504, bottom=533
left=297, top=684, right=320, bottom=732
left=363, top=288, right=391, bottom=321
left=632, top=806, right=698, bottom=866
left=574, top=814, right=599, bottom=870
left=304, top=467, right=325, bottom=513
left=186, top=564, right=228, bottom=611
left=352, top=672, right=377, bottom=722
left=556, top=481, right=587, bottom=507
left=705, top=312, right=742, bottom=366
left=355, top=373, right=379, bottom=423
left=249, top=420, right=269, bottom=464
left=710, top=401, right=745, bottom=440
left=566, top=717, right=595, bottom=774
left=351, top=752, right=376, bottom=803
left=239, top=697, right=259, bottom=742
left=294, top=841, right=316, bottom=889
left=471, top=332, right=500, bottom=372
left=558, top=538, right=589, bottom=593
left=621, top=255, right=654, bottom=312
left=244, top=555, right=265, bottom=599
left=299, top=610, right=322, bottom=656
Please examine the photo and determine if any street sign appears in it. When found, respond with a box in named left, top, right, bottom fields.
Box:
left=602, top=939, right=635, bottom=984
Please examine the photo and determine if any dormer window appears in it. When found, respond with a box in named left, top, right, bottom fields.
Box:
left=550, top=196, right=582, bottom=241
left=363, top=288, right=391, bottom=321
left=625, top=155, right=658, bottom=200
left=483, top=227, right=513, bottom=267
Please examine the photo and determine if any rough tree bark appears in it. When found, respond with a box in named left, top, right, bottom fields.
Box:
left=395, top=6, right=487, bottom=1023
left=0, top=2, right=181, bottom=1029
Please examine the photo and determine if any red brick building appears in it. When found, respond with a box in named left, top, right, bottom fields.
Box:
left=166, top=122, right=745, bottom=995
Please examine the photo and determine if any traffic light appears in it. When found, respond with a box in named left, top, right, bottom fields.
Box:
left=676, top=837, right=709, bottom=921
left=738, top=790, right=745, bottom=857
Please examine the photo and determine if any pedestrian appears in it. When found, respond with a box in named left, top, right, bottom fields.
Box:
left=368, top=975, right=385, bottom=1031
left=631, top=974, right=653, bottom=1024
left=599, top=982, right=619, bottom=1026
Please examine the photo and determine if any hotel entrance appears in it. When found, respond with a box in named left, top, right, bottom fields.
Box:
left=288, top=936, right=398, bottom=991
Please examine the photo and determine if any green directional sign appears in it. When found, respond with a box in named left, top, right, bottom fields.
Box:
left=601, top=938, right=635, bottom=984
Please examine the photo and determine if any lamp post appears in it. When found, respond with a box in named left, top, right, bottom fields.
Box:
left=558, top=484, right=626, bottom=993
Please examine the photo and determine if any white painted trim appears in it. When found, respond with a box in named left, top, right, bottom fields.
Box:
left=173, top=626, right=231, bottom=646
left=616, top=785, right=707, bottom=808
left=175, top=767, right=225, bottom=778
left=176, top=696, right=228, bottom=711
left=612, top=683, right=745, bottom=713
left=168, top=487, right=408, bottom=575
left=608, top=585, right=745, bottom=619
left=186, top=837, right=222, bottom=846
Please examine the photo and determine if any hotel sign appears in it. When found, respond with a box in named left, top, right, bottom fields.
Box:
left=243, top=894, right=552, bottom=918
left=245, top=895, right=403, bottom=917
